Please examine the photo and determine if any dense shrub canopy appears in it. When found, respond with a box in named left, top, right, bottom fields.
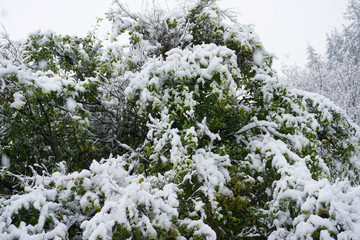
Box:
left=1, top=0, right=360, bottom=239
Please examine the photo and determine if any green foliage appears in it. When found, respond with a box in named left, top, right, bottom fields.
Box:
left=0, top=28, right=147, bottom=184
left=22, top=31, right=100, bottom=79
left=0, top=63, right=95, bottom=174
left=11, top=204, right=41, bottom=228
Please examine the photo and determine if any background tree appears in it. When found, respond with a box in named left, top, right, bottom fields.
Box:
left=283, top=0, right=360, bottom=125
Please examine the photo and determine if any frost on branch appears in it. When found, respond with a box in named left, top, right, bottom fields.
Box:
left=1, top=0, right=360, bottom=239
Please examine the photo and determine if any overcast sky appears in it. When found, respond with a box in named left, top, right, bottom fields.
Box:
left=0, top=0, right=348, bottom=70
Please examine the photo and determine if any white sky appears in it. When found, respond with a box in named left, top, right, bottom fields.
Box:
left=0, top=0, right=348, bottom=70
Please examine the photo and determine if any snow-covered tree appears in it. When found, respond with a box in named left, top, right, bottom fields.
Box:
left=0, top=23, right=146, bottom=182
left=1, top=0, right=360, bottom=239
left=325, top=0, right=360, bottom=66
left=284, top=0, right=360, bottom=125
left=0, top=31, right=98, bottom=173
left=326, top=29, right=345, bottom=67
left=341, top=0, right=360, bottom=64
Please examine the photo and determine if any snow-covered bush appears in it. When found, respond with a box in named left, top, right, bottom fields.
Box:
left=1, top=0, right=360, bottom=239
left=0, top=26, right=145, bottom=179
left=0, top=31, right=101, bottom=179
